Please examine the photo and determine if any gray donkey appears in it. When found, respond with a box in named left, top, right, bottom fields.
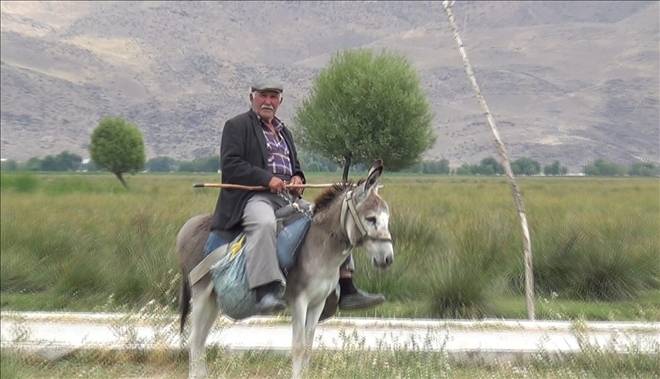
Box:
left=177, top=159, right=394, bottom=379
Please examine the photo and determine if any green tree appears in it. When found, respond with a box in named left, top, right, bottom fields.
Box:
left=40, top=151, right=83, bottom=171
left=0, top=160, right=18, bottom=171
left=197, top=156, right=221, bottom=173
left=511, top=157, right=540, bottom=176
left=56, top=151, right=83, bottom=171
left=178, top=161, right=196, bottom=172
left=422, top=159, right=451, bottom=174
left=146, top=156, right=176, bottom=172
left=21, top=157, right=42, bottom=171
left=41, top=155, right=61, bottom=171
left=629, top=162, right=658, bottom=177
left=455, top=164, right=473, bottom=175
left=543, top=160, right=568, bottom=176
left=89, top=116, right=146, bottom=188
left=583, top=159, right=627, bottom=176
left=293, top=48, right=436, bottom=181
left=477, top=157, right=504, bottom=175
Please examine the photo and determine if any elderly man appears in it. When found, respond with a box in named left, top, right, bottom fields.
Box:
left=207, top=76, right=385, bottom=314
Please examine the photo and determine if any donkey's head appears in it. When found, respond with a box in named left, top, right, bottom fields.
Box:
left=341, top=159, right=394, bottom=269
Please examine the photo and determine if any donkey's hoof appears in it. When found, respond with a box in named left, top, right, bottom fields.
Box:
left=339, top=290, right=385, bottom=310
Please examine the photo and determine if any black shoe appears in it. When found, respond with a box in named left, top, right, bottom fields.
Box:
left=255, top=293, right=287, bottom=314
left=338, top=289, right=386, bottom=310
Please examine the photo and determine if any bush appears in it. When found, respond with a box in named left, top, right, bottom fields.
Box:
left=0, top=173, right=40, bottom=193
left=425, top=215, right=518, bottom=318
left=508, top=216, right=659, bottom=301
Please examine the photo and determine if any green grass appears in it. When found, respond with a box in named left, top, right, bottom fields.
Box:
left=2, top=339, right=659, bottom=379
left=1, top=172, right=658, bottom=321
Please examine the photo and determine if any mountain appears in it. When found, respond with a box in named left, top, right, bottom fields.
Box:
left=1, top=1, right=658, bottom=172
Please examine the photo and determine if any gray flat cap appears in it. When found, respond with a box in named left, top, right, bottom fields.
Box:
left=251, top=76, right=284, bottom=93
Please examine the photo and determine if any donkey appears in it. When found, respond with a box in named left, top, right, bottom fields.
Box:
left=177, top=159, right=394, bottom=379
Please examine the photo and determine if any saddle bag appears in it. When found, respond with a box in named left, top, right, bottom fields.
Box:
left=209, top=233, right=259, bottom=321
left=205, top=207, right=313, bottom=320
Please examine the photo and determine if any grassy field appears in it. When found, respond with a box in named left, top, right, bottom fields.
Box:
left=1, top=171, right=659, bottom=321
left=3, top=335, right=659, bottom=379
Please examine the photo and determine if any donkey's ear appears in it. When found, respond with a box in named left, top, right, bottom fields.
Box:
left=363, top=159, right=384, bottom=194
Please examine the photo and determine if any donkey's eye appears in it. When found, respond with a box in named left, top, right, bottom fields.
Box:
left=365, top=217, right=377, bottom=225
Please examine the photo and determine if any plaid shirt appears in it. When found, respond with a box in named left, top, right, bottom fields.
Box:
left=258, top=115, right=293, bottom=180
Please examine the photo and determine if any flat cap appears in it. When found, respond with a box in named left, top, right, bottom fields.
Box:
left=251, top=76, right=284, bottom=93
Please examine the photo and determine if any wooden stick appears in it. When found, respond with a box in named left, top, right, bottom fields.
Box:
left=443, top=1, right=535, bottom=320
left=192, top=183, right=344, bottom=190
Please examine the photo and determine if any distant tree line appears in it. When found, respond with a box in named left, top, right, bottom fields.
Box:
left=1, top=151, right=86, bottom=172
left=582, top=159, right=658, bottom=177
left=2, top=150, right=657, bottom=177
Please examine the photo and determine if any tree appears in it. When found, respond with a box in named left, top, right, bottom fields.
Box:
left=477, top=157, right=504, bottom=175
left=40, top=151, right=83, bottom=171
left=146, top=156, right=177, bottom=172
left=629, top=162, right=658, bottom=177
left=293, top=48, right=436, bottom=181
left=511, top=157, right=540, bottom=176
left=89, top=116, right=146, bottom=188
left=56, top=151, right=83, bottom=171
left=176, top=156, right=221, bottom=173
left=422, top=159, right=451, bottom=174
left=23, top=157, right=42, bottom=171
left=1, top=160, right=18, bottom=171
left=583, top=159, right=627, bottom=176
left=543, top=160, right=568, bottom=176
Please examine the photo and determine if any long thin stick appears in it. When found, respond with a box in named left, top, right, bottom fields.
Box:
left=442, top=1, right=535, bottom=320
left=192, top=183, right=343, bottom=190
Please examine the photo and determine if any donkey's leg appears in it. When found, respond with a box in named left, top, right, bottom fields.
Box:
left=189, top=276, right=219, bottom=379
left=290, top=297, right=308, bottom=379
left=302, top=302, right=325, bottom=370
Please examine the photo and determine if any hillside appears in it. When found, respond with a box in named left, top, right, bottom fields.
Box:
left=1, top=1, right=658, bottom=172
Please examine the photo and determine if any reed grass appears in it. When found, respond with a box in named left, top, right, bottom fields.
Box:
left=1, top=172, right=658, bottom=320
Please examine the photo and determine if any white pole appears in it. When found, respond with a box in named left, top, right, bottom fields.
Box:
left=442, top=0, right=536, bottom=320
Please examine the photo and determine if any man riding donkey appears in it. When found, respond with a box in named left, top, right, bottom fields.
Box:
left=206, top=76, right=386, bottom=314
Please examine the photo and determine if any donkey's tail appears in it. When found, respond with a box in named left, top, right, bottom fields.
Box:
left=179, top=266, right=191, bottom=334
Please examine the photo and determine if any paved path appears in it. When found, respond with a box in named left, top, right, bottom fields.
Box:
left=2, top=312, right=658, bottom=363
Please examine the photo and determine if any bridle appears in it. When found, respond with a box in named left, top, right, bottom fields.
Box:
left=339, top=189, right=393, bottom=255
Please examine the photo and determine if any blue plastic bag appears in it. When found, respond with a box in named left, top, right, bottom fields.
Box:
left=209, top=233, right=259, bottom=321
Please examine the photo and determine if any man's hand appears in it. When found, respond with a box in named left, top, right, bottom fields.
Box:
left=289, top=175, right=304, bottom=197
left=268, top=176, right=286, bottom=194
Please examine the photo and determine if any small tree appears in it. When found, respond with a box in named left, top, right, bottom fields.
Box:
left=629, top=162, right=658, bottom=177
left=146, top=156, right=177, bottom=172
left=56, top=151, right=83, bottom=171
left=477, top=157, right=504, bottom=175
left=511, top=157, right=540, bottom=176
left=89, top=116, right=145, bottom=188
left=0, top=160, right=18, bottom=171
left=543, top=160, right=568, bottom=176
left=294, top=48, right=436, bottom=181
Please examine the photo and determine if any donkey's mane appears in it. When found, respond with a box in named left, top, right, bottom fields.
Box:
left=313, top=180, right=364, bottom=212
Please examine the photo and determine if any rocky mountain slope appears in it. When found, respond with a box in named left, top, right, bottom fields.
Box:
left=1, top=1, right=658, bottom=172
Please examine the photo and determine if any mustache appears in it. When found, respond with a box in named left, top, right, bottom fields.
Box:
left=261, top=104, right=274, bottom=110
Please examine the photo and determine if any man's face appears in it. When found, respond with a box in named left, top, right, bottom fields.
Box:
left=251, top=90, right=282, bottom=121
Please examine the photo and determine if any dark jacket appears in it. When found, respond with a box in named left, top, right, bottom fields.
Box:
left=210, top=109, right=306, bottom=233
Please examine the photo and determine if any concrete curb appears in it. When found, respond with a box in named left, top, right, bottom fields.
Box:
left=2, top=312, right=659, bottom=365
left=3, top=311, right=659, bottom=331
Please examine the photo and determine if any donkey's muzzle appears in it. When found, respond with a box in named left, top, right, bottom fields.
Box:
left=373, top=255, right=393, bottom=269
